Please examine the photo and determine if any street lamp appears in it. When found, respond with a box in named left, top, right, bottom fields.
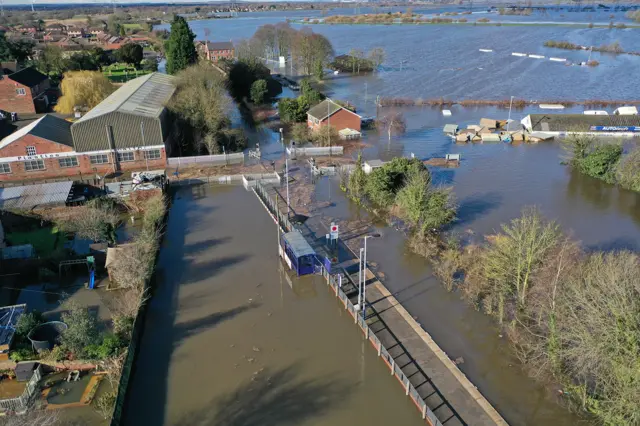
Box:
left=356, top=248, right=364, bottom=310
left=361, top=232, right=381, bottom=318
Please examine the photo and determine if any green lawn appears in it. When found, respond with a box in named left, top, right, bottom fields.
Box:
left=122, top=23, right=143, bottom=30
left=6, top=227, right=61, bottom=257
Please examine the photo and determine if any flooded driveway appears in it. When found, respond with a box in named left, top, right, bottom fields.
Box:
left=123, top=185, right=425, bottom=426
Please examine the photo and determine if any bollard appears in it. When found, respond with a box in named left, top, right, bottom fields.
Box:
left=390, top=358, right=395, bottom=375
left=377, top=343, right=381, bottom=357
left=422, top=404, right=427, bottom=419
left=405, top=378, right=410, bottom=396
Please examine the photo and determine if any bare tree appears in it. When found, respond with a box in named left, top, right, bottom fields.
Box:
left=378, top=112, right=407, bottom=141
left=368, top=47, right=385, bottom=69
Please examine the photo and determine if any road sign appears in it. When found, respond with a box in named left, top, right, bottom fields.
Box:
left=330, top=223, right=339, bottom=241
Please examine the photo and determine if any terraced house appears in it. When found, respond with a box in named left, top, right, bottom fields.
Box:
left=0, top=73, right=176, bottom=182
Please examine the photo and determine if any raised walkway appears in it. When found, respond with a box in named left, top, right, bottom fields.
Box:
left=254, top=182, right=508, bottom=426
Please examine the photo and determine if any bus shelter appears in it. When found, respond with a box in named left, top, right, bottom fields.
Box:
left=279, top=231, right=316, bottom=276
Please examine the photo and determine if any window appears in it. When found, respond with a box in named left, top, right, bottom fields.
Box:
left=0, top=163, right=11, bottom=174
left=15, top=88, right=26, bottom=96
left=24, top=160, right=45, bottom=171
left=144, top=150, right=161, bottom=160
left=26, top=146, right=36, bottom=156
left=90, top=154, right=109, bottom=164
left=117, top=151, right=135, bottom=162
left=58, top=157, right=78, bottom=168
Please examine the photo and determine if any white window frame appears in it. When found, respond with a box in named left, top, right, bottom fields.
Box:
left=26, top=146, right=37, bottom=156
left=117, top=151, right=135, bottom=162
left=58, top=157, right=79, bottom=168
left=89, top=154, right=110, bottom=165
left=144, top=150, right=161, bottom=160
left=24, top=159, right=45, bottom=171
left=15, top=88, right=26, bottom=96
left=0, top=163, right=11, bottom=174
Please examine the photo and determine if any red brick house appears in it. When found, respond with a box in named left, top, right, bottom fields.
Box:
left=307, top=99, right=361, bottom=134
left=0, top=115, right=167, bottom=182
left=0, top=67, right=50, bottom=114
left=197, top=41, right=235, bottom=62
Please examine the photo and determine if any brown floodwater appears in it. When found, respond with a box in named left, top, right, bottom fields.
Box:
left=123, top=185, right=426, bottom=426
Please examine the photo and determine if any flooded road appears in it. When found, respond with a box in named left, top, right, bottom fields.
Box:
left=311, top=176, right=588, bottom=426
left=124, top=185, right=426, bottom=426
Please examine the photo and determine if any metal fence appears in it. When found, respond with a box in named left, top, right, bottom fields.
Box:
left=252, top=181, right=443, bottom=426
left=286, top=146, right=344, bottom=158
left=167, top=152, right=245, bottom=167
left=320, top=268, right=443, bottom=426
left=0, top=365, right=42, bottom=413
left=254, top=181, right=293, bottom=232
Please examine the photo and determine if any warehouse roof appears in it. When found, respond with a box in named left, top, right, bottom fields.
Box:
left=527, top=114, right=640, bottom=132
left=0, top=181, right=73, bottom=209
left=76, top=72, right=176, bottom=123
left=0, top=115, right=73, bottom=150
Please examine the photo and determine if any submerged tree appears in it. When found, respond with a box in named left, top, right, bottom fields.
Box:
left=378, top=112, right=407, bottom=141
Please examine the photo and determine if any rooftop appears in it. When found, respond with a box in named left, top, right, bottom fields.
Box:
left=283, top=231, right=315, bottom=258
left=0, top=181, right=73, bottom=210
left=0, top=304, right=26, bottom=350
left=205, top=41, right=234, bottom=51
left=307, top=99, right=344, bottom=121
left=75, top=72, right=176, bottom=123
left=527, top=114, right=640, bottom=132
left=6, top=67, right=48, bottom=87
left=0, top=114, right=73, bottom=150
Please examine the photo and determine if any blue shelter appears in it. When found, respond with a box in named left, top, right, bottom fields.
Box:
left=279, top=231, right=316, bottom=276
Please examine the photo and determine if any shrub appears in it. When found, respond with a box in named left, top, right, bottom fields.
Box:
left=615, top=147, right=640, bottom=192
left=10, top=348, right=36, bottom=362
left=291, top=123, right=312, bottom=144
left=15, top=311, right=45, bottom=338
left=365, top=157, right=424, bottom=206
left=86, top=334, right=125, bottom=360
left=250, top=79, right=268, bottom=104
left=60, top=301, right=99, bottom=358
left=578, top=144, right=623, bottom=183
left=95, top=391, right=117, bottom=419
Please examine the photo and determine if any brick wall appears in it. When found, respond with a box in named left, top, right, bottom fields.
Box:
left=0, top=78, right=36, bottom=114
left=308, top=108, right=361, bottom=133
left=0, top=134, right=166, bottom=182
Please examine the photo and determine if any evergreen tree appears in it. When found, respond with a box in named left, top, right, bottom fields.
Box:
left=166, top=16, right=197, bottom=75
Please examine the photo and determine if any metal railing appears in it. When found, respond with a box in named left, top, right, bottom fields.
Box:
left=321, top=268, right=443, bottom=426
left=0, top=365, right=42, bottom=413
left=251, top=181, right=443, bottom=426
left=167, top=152, right=244, bottom=167
left=254, top=181, right=294, bottom=233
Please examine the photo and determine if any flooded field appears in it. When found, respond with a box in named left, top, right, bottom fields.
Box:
left=154, top=8, right=640, bottom=425
left=123, top=185, right=426, bottom=426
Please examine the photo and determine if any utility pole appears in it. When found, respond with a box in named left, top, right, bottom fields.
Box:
left=31, top=0, right=34, bottom=13
left=507, top=95, right=514, bottom=133
left=1, top=0, right=4, bottom=17
left=285, top=157, right=290, bottom=218
left=140, top=121, right=149, bottom=171
left=112, top=0, right=116, bottom=15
